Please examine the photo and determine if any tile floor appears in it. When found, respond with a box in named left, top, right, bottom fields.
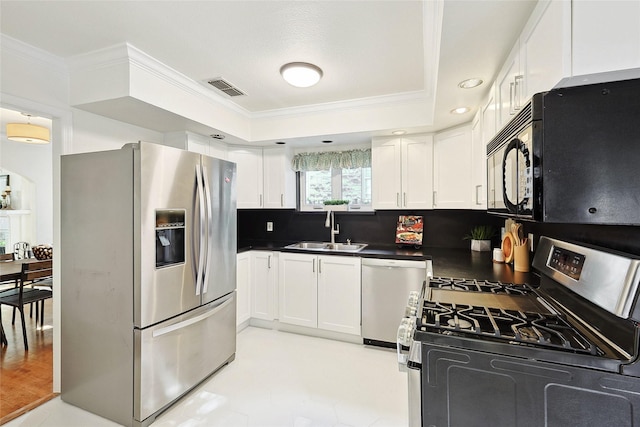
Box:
left=6, top=327, right=409, bottom=427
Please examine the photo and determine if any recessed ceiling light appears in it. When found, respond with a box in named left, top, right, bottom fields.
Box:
left=392, top=130, right=406, bottom=135
left=322, top=140, right=333, bottom=144
left=210, top=134, right=225, bottom=140
left=280, top=62, right=323, bottom=88
left=458, top=78, right=483, bottom=89
left=450, top=107, right=470, bottom=115
left=275, top=141, right=286, bottom=145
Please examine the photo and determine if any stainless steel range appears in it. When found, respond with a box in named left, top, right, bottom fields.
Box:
left=398, top=236, right=640, bottom=427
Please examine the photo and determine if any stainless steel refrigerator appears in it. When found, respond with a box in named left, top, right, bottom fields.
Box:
left=60, top=141, right=237, bottom=427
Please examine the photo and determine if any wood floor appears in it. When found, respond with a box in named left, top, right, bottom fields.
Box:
left=0, top=299, right=55, bottom=425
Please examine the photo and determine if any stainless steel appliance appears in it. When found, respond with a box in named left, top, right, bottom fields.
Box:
left=60, top=142, right=237, bottom=427
left=487, top=77, right=640, bottom=224
left=362, top=257, right=431, bottom=347
left=398, top=236, right=640, bottom=426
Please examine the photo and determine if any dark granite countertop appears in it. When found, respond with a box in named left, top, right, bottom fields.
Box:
left=237, top=240, right=537, bottom=285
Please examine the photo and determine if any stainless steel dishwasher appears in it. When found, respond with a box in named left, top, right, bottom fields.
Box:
left=361, top=257, right=432, bottom=347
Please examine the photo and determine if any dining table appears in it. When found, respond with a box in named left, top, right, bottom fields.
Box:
left=0, top=258, right=41, bottom=282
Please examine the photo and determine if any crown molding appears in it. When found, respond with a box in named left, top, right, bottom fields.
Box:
left=1, top=34, right=67, bottom=78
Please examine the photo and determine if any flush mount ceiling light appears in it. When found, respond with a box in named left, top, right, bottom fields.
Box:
left=6, top=114, right=50, bottom=144
left=458, top=78, right=484, bottom=89
left=280, top=62, right=323, bottom=88
left=450, top=107, right=470, bottom=115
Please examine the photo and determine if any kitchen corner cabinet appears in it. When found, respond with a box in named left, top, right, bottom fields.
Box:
left=228, top=146, right=295, bottom=209
left=251, top=251, right=278, bottom=321
left=236, top=251, right=251, bottom=327
left=433, top=125, right=472, bottom=209
left=228, top=147, right=264, bottom=208
left=279, top=252, right=361, bottom=336
left=372, top=134, right=434, bottom=210
left=470, top=114, right=487, bottom=210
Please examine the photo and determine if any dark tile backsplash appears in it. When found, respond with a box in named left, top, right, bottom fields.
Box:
left=238, top=209, right=640, bottom=255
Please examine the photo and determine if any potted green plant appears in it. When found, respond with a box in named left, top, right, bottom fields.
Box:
left=323, top=199, right=349, bottom=211
left=464, top=225, right=496, bottom=252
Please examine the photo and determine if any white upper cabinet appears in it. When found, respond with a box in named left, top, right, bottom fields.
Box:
left=263, top=147, right=296, bottom=209
left=492, top=0, right=640, bottom=135
left=481, top=83, right=498, bottom=146
left=228, top=146, right=295, bottom=209
left=470, top=114, right=487, bottom=210
left=496, top=0, right=569, bottom=131
left=519, top=0, right=569, bottom=102
left=228, top=147, right=264, bottom=209
left=372, top=134, right=433, bottom=210
left=496, top=43, right=523, bottom=128
left=433, top=125, right=472, bottom=209
left=571, top=0, right=640, bottom=76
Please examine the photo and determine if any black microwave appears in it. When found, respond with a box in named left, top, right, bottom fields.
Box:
left=486, top=77, right=640, bottom=225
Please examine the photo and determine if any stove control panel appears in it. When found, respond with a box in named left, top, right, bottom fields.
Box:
left=549, top=246, right=586, bottom=281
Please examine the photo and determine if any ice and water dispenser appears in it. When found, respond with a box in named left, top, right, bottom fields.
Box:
left=155, top=210, right=185, bottom=268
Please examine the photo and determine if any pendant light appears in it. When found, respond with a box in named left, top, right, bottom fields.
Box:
left=6, top=114, right=50, bottom=144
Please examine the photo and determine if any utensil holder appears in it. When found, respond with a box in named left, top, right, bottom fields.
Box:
left=513, top=244, right=530, bottom=272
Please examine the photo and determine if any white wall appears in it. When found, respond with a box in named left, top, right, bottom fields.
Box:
left=1, top=34, right=166, bottom=393
left=71, top=109, right=164, bottom=153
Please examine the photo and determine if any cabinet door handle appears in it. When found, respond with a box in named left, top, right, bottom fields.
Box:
left=514, top=75, right=524, bottom=111
left=280, top=194, right=284, bottom=207
left=396, top=192, right=400, bottom=208
left=403, top=192, right=407, bottom=207
left=318, top=258, right=322, bottom=274
left=268, top=255, right=271, bottom=269
left=475, top=185, right=482, bottom=205
left=312, top=258, right=315, bottom=273
left=259, top=194, right=263, bottom=207
left=509, top=82, right=516, bottom=115
left=433, top=191, right=437, bottom=207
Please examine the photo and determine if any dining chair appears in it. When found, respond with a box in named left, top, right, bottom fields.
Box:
left=0, top=260, right=53, bottom=350
left=13, top=242, right=32, bottom=260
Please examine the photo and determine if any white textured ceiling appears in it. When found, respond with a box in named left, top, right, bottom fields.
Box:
left=0, top=0, right=538, bottom=143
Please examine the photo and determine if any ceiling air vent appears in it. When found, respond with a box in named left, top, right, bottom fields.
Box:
left=207, top=78, right=246, bottom=97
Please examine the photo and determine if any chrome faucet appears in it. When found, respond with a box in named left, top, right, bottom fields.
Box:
left=325, top=209, right=340, bottom=244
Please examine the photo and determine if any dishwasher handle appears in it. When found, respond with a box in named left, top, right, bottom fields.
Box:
left=362, top=258, right=428, bottom=269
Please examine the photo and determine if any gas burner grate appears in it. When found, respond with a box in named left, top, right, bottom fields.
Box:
left=429, top=277, right=533, bottom=296
left=418, top=301, right=601, bottom=355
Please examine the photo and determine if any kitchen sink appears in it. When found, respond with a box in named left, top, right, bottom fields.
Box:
left=285, top=241, right=367, bottom=252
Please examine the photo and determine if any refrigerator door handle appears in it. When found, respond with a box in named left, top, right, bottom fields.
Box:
left=201, top=165, right=213, bottom=295
left=195, top=164, right=206, bottom=296
left=152, top=293, right=234, bottom=338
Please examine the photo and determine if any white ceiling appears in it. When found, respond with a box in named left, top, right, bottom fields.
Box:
left=0, top=0, right=537, bottom=146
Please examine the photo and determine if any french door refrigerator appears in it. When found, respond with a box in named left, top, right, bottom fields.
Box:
left=61, top=141, right=237, bottom=427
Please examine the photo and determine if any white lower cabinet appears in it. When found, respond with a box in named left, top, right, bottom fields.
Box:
left=236, top=252, right=251, bottom=327
left=279, top=252, right=361, bottom=336
left=250, top=251, right=278, bottom=321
